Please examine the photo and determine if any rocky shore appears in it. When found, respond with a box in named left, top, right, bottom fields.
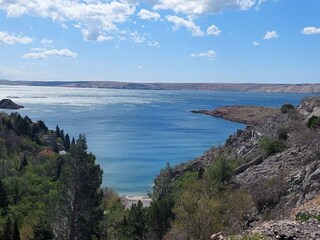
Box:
left=182, top=97, right=320, bottom=239
left=191, top=106, right=277, bottom=126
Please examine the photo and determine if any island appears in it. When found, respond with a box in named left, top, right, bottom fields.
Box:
left=0, top=98, right=24, bottom=109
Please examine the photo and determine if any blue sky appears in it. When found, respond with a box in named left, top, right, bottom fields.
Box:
left=0, top=0, right=319, bottom=83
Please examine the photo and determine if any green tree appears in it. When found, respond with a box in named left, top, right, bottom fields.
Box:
left=147, top=196, right=174, bottom=240
left=153, top=163, right=173, bottom=200
left=54, top=135, right=103, bottom=240
left=64, top=134, right=71, bottom=151
left=122, top=201, right=147, bottom=240
left=55, top=125, right=61, bottom=138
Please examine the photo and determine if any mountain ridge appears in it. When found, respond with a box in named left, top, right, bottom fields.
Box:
left=1, top=79, right=320, bottom=93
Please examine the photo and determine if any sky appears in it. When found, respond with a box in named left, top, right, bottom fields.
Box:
left=0, top=0, right=319, bottom=83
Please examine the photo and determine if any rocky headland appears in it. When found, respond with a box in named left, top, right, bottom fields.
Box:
left=0, top=98, right=24, bottom=109
left=178, top=97, right=320, bottom=239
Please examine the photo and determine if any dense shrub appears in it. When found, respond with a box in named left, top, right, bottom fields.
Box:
left=277, top=128, right=289, bottom=140
left=260, top=137, right=286, bottom=157
left=280, top=103, right=295, bottom=113
left=307, top=116, right=320, bottom=129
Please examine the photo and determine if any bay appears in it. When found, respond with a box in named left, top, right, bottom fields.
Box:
left=0, top=85, right=314, bottom=195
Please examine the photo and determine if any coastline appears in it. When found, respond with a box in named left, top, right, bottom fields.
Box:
left=122, top=195, right=152, bottom=208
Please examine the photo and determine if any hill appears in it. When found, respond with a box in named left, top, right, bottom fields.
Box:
left=1, top=79, right=320, bottom=93
left=159, top=96, right=320, bottom=239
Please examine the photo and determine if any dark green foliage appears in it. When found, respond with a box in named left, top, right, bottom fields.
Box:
left=260, top=137, right=286, bottom=157
left=307, top=116, right=320, bottom=129
left=197, top=167, right=204, bottom=180
left=13, top=220, right=20, bottom=240
left=55, top=125, right=60, bottom=138
left=36, top=120, right=48, bottom=133
left=148, top=196, right=175, bottom=240
left=31, top=219, right=54, bottom=240
left=2, top=216, right=12, bottom=240
left=277, top=128, right=289, bottom=140
left=122, top=201, right=148, bottom=240
left=19, top=155, right=28, bottom=171
left=64, top=133, right=71, bottom=151
left=296, top=212, right=320, bottom=222
left=280, top=103, right=294, bottom=113
left=52, top=156, right=65, bottom=181
left=55, top=135, right=103, bottom=240
left=153, top=163, right=173, bottom=200
left=0, top=178, right=7, bottom=212
left=205, top=156, right=233, bottom=192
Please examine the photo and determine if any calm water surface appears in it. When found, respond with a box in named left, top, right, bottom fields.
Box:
left=0, top=85, right=315, bottom=195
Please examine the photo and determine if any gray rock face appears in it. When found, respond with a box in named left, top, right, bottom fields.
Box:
left=0, top=99, right=24, bottom=109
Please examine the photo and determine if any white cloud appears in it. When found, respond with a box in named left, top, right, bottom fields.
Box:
left=301, top=27, right=320, bottom=35
left=207, top=24, right=221, bottom=36
left=166, top=15, right=204, bottom=36
left=30, top=47, right=46, bottom=51
left=61, top=23, right=69, bottom=29
left=263, top=30, right=279, bottom=39
left=82, top=28, right=114, bottom=42
left=22, top=49, right=77, bottom=59
left=137, top=9, right=161, bottom=21
left=253, top=41, right=259, bottom=46
left=137, top=65, right=142, bottom=69
left=41, top=38, right=54, bottom=45
left=190, top=50, right=215, bottom=58
left=154, top=0, right=256, bottom=17
left=129, top=31, right=146, bottom=43
left=0, top=31, right=33, bottom=44
left=0, top=0, right=137, bottom=39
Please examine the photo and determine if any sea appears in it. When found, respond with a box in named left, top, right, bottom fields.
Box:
left=0, top=85, right=316, bottom=195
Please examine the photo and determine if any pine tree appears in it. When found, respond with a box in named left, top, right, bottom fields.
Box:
left=54, top=135, right=103, bottom=240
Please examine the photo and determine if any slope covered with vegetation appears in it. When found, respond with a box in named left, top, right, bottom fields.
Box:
left=1, top=96, right=320, bottom=240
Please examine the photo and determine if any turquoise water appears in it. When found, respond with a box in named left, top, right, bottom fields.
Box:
left=0, top=86, right=315, bottom=195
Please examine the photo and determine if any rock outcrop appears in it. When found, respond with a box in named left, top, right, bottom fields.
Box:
left=0, top=98, right=24, bottom=109
left=174, top=96, right=320, bottom=239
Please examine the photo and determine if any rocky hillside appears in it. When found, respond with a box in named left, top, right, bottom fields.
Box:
left=174, top=96, right=320, bottom=239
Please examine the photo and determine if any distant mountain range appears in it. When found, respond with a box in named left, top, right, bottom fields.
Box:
left=1, top=79, right=320, bottom=94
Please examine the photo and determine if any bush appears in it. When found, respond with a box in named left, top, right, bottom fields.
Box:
left=277, top=128, right=289, bottom=140
left=249, top=175, right=285, bottom=214
left=307, top=116, right=320, bottom=129
left=280, top=103, right=294, bottom=113
left=260, top=137, right=286, bottom=157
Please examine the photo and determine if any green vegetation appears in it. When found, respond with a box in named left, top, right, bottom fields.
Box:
left=260, top=137, right=286, bottom=157
left=307, top=116, right=320, bottom=129
left=0, top=112, right=102, bottom=240
left=280, top=103, right=295, bottom=113
left=296, top=212, right=320, bottom=222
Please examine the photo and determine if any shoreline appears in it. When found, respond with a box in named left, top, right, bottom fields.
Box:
left=122, top=195, right=152, bottom=208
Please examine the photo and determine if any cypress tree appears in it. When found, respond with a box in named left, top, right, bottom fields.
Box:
left=64, top=134, right=71, bottom=151
left=55, top=125, right=60, bottom=138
